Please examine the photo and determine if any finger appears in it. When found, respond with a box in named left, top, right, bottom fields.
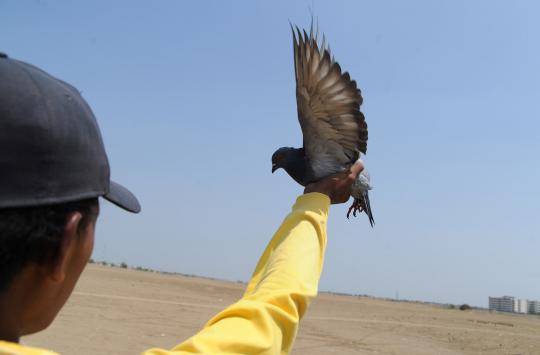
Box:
left=349, top=160, right=364, bottom=179
left=336, top=193, right=351, bottom=204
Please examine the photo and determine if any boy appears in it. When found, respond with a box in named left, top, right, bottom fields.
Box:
left=0, top=53, right=363, bottom=354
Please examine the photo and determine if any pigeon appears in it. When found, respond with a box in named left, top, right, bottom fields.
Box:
left=271, top=23, right=374, bottom=227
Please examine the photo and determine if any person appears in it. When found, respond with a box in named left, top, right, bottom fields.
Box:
left=0, top=53, right=364, bottom=355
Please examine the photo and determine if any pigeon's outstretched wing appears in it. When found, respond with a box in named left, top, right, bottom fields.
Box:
left=292, top=24, right=367, bottom=181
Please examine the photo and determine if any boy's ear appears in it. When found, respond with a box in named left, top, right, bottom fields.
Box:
left=49, top=211, right=83, bottom=283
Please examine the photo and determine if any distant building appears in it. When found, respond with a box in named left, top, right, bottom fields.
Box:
left=489, top=296, right=540, bottom=314
left=528, top=300, right=540, bottom=314
left=489, top=296, right=515, bottom=312
left=514, top=298, right=528, bottom=313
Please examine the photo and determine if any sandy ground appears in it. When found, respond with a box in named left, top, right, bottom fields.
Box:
left=25, top=264, right=540, bottom=354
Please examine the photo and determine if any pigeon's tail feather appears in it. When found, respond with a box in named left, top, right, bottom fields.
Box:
left=346, top=193, right=375, bottom=227
left=363, top=190, right=375, bottom=227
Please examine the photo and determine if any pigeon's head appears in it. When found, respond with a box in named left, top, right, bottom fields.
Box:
left=271, top=147, right=297, bottom=173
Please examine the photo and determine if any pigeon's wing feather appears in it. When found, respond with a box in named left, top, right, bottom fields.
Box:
left=292, top=25, right=367, bottom=181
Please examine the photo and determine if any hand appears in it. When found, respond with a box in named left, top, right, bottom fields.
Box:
left=304, top=161, right=364, bottom=204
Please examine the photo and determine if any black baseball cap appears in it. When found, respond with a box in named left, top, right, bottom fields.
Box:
left=0, top=52, right=141, bottom=213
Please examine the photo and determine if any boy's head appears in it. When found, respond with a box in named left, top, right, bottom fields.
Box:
left=0, top=198, right=98, bottom=337
left=0, top=53, right=140, bottom=341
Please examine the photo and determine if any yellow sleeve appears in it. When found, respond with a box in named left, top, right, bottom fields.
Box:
left=0, top=340, right=59, bottom=355
left=143, top=192, right=330, bottom=355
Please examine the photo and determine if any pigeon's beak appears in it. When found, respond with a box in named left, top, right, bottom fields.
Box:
left=272, top=164, right=279, bottom=173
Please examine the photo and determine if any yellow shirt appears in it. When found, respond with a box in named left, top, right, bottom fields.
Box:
left=1, top=193, right=330, bottom=355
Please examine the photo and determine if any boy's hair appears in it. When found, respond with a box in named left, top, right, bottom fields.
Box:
left=0, top=198, right=98, bottom=292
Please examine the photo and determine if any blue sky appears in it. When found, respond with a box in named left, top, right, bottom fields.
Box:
left=2, top=0, right=539, bottom=307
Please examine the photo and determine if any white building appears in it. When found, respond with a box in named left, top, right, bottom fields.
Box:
left=514, top=298, right=528, bottom=313
left=489, top=296, right=540, bottom=314
left=489, top=296, right=515, bottom=312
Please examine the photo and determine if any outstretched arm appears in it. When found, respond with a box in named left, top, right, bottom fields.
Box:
left=143, top=162, right=364, bottom=355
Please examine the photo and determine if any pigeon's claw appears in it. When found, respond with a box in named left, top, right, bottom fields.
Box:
left=346, top=198, right=364, bottom=219
left=347, top=192, right=375, bottom=227
left=346, top=204, right=354, bottom=219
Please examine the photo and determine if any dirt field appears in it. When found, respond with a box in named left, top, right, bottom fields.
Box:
left=25, top=264, right=540, bottom=354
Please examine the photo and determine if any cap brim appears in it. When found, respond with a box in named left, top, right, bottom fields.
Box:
left=103, top=180, right=141, bottom=213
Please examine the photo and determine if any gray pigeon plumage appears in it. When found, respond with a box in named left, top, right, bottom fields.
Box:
left=271, top=23, right=374, bottom=226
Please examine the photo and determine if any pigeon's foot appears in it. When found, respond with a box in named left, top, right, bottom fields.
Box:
left=346, top=198, right=364, bottom=219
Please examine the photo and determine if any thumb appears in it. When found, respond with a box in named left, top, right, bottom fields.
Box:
left=349, top=160, right=364, bottom=179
